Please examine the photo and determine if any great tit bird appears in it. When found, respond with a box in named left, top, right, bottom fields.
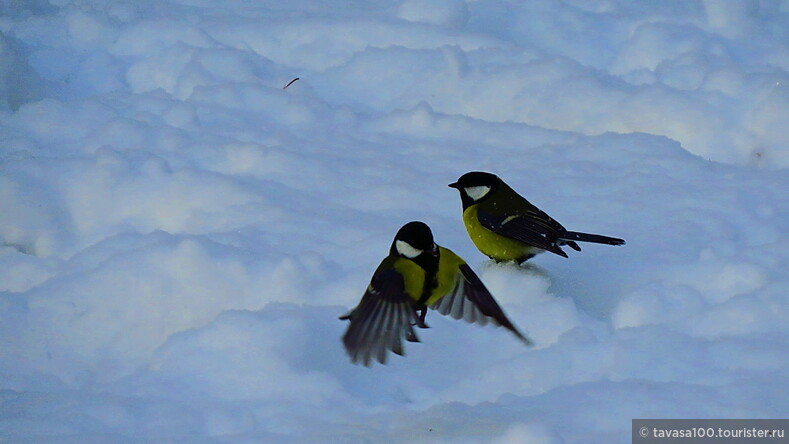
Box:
left=449, top=171, right=625, bottom=263
left=340, top=221, right=531, bottom=366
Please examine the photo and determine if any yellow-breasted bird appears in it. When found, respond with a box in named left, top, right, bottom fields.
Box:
left=340, top=221, right=531, bottom=366
left=449, top=171, right=625, bottom=264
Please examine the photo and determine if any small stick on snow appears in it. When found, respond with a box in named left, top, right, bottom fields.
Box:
left=283, top=78, right=300, bottom=89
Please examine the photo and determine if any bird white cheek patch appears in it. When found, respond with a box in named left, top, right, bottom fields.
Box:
left=395, top=240, right=423, bottom=258
left=465, top=185, right=491, bottom=201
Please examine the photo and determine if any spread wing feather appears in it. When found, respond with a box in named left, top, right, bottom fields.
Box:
left=431, top=264, right=532, bottom=345
left=341, top=268, right=420, bottom=366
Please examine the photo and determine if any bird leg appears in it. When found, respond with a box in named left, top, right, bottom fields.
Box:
left=413, top=306, right=430, bottom=328
left=516, top=254, right=536, bottom=265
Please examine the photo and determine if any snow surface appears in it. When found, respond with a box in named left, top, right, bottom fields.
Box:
left=1, top=0, right=788, bottom=442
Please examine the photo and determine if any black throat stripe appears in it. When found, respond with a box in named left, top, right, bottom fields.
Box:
left=415, top=251, right=440, bottom=306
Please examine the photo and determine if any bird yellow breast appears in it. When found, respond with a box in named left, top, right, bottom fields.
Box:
left=393, top=257, right=425, bottom=301
left=463, top=205, right=536, bottom=261
left=416, top=246, right=464, bottom=306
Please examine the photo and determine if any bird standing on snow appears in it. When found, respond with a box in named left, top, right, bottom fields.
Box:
left=340, top=221, right=531, bottom=366
left=449, top=171, right=625, bottom=264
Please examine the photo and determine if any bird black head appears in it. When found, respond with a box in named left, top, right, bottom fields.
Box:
left=390, top=221, right=438, bottom=259
left=448, top=171, right=499, bottom=208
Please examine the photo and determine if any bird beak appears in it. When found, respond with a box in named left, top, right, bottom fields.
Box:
left=448, top=182, right=459, bottom=188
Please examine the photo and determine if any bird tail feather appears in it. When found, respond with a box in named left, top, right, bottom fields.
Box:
left=560, top=231, right=625, bottom=246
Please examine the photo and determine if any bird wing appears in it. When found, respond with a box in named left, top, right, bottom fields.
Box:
left=340, top=267, right=421, bottom=366
left=431, top=264, right=532, bottom=345
left=476, top=207, right=570, bottom=257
